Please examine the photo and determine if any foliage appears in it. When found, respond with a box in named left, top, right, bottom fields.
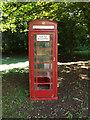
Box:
left=2, top=30, right=28, bottom=53
left=74, top=50, right=90, bottom=55
left=76, top=81, right=82, bottom=87
left=2, top=2, right=90, bottom=54
left=67, top=113, right=73, bottom=119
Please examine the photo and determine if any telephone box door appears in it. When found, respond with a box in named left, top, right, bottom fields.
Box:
left=29, top=32, right=57, bottom=100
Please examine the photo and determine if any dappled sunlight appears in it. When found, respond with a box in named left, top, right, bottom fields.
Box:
left=79, top=74, right=89, bottom=80
left=57, top=77, right=64, bottom=87
left=1, top=60, right=89, bottom=72
left=58, top=60, right=90, bottom=73
left=61, top=69, right=71, bottom=73
left=80, top=66, right=89, bottom=69
left=58, top=60, right=90, bottom=66
left=0, top=61, right=29, bottom=71
left=57, top=60, right=89, bottom=92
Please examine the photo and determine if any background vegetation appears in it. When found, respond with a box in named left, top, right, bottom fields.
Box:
left=2, top=2, right=90, bottom=55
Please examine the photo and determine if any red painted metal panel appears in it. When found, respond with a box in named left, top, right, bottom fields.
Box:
left=29, top=19, right=58, bottom=100
left=29, top=19, right=57, bottom=30
left=30, top=97, right=58, bottom=101
left=34, top=90, right=54, bottom=98
left=30, top=34, right=34, bottom=98
left=55, top=29, right=58, bottom=97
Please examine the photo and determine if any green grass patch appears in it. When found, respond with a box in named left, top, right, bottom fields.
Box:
left=2, top=56, right=29, bottom=65
left=76, top=82, right=82, bottom=88
left=2, top=95, right=34, bottom=118
left=74, top=50, right=90, bottom=55
left=2, top=67, right=29, bottom=75
left=2, top=68, right=31, bottom=118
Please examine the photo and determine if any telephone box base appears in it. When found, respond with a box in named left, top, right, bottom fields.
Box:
left=30, top=97, right=58, bottom=101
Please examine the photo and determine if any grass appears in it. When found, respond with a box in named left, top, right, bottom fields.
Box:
left=2, top=50, right=90, bottom=65
left=2, top=67, right=29, bottom=75
left=2, top=95, right=34, bottom=118
left=74, top=50, right=90, bottom=55
left=2, top=56, right=28, bottom=65
left=2, top=68, right=34, bottom=118
left=76, top=81, right=82, bottom=87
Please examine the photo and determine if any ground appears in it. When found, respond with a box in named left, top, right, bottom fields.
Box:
left=1, top=55, right=90, bottom=119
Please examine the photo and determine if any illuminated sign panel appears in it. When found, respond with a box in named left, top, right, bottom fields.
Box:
left=33, top=26, right=54, bottom=29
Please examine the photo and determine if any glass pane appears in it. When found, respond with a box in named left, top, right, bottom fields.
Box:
left=34, top=71, right=36, bottom=76
left=35, top=56, right=50, bottom=62
left=34, top=77, right=36, bottom=83
left=37, top=42, right=50, bottom=48
left=51, top=77, right=53, bottom=83
left=34, top=49, right=36, bottom=55
left=37, top=64, right=49, bottom=69
left=37, top=77, right=50, bottom=83
left=51, top=49, right=53, bottom=55
left=34, top=35, right=36, bottom=41
left=51, top=42, right=53, bottom=48
left=51, top=56, right=53, bottom=62
left=35, top=84, right=36, bottom=90
left=51, top=71, right=52, bottom=76
left=34, top=64, right=36, bottom=69
left=37, top=49, right=50, bottom=55
left=37, top=84, right=50, bottom=90
left=51, top=63, right=52, bottom=69
left=37, top=71, right=50, bottom=77
left=34, top=42, right=36, bottom=48
left=34, top=57, right=36, bottom=62
left=51, top=84, right=53, bottom=89
left=51, top=35, right=53, bottom=41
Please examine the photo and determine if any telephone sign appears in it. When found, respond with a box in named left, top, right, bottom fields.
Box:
left=37, top=35, right=50, bottom=41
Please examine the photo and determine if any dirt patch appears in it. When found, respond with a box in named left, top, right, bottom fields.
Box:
left=2, top=63, right=89, bottom=119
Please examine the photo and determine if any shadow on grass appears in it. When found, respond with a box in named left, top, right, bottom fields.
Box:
left=2, top=68, right=34, bottom=118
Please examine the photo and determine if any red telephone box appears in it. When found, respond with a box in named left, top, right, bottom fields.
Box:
left=29, top=19, right=58, bottom=100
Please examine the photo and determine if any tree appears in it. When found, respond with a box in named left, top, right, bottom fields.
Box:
left=2, top=2, right=89, bottom=54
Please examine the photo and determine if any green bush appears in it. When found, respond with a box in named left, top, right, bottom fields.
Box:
left=2, top=30, right=28, bottom=53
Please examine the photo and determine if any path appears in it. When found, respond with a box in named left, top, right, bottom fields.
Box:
left=0, top=60, right=90, bottom=71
